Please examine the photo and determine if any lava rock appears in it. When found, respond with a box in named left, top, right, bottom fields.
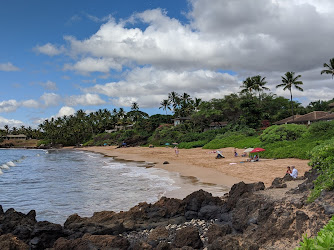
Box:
left=207, top=224, right=232, bottom=244
left=0, top=234, right=29, bottom=250
left=172, top=226, right=203, bottom=249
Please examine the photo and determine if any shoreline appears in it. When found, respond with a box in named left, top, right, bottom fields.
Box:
left=77, top=146, right=311, bottom=188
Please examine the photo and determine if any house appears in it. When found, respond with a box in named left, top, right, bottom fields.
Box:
left=2, top=134, right=27, bottom=140
left=274, top=111, right=333, bottom=125
left=288, top=111, right=330, bottom=125
left=273, top=115, right=302, bottom=125
left=173, top=117, right=191, bottom=126
left=318, top=112, right=334, bottom=122
left=105, top=124, right=134, bottom=133
left=329, top=102, right=334, bottom=110
left=208, top=121, right=228, bottom=130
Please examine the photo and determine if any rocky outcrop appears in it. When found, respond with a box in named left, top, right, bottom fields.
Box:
left=0, top=234, right=29, bottom=250
left=0, top=170, right=333, bottom=249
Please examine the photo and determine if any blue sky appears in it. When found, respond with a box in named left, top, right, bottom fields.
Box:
left=1, top=0, right=334, bottom=128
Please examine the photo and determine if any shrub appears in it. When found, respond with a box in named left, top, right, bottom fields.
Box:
left=307, top=138, right=334, bottom=202
left=178, top=140, right=208, bottom=149
left=306, top=120, right=334, bottom=139
left=203, top=132, right=260, bottom=149
left=297, top=216, right=334, bottom=249
left=260, top=124, right=307, bottom=143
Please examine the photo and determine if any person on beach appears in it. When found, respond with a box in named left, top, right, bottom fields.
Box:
left=216, top=150, right=224, bottom=159
left=286, top=166, right=292, bottom=175
left=290, top=166, right=298, bottom=178
left=174, top=146, right=179, bottom=157
left=234, top=148, right=238, bottom=157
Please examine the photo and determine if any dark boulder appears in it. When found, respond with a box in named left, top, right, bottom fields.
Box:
left=207, top=224, right=232, bottom=244
left=172, top=226, right=203, bottom=249
left=183, top=190, right=223, bottom=220
left=225, top=182, right=265, bottom=211
left=53, top=234, right=129, bottom=250
left=29, top=221, right=65, bottom=249
left=270, top=177, right=287, bottom=189
left=148, top=226, right=169, bottom=242
left=0, top=208, right=37, bottom=241
left=0, top=234, right=29, bottom=250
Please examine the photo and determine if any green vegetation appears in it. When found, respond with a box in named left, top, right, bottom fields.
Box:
left=178, top=140, right=208, bottom=149
left=276, top=71, right=304, bottom=119
left=260, top=124, right=307, bottom=143
left=203, top=132, right=260, bottom=149
left=297, top=216, right=334, bottom=249
left=307, top=138, right=334, bottom=202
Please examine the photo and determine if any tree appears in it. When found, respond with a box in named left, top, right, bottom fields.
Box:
left=276, top=72, right=304, bottom=121
left=159, top=99, right=171, bottom=115
left=193, top=98, right=202, bottom=112
left=4, top=125, right=9, bottom=134
left=168, top=91, right=180, bottom=114
left=321, top=58, right=334, bottom=79
left=252, top=75, right=270, bottom=101
left=240, top=77, right=255, bottom=94
left=131, top=102, right=139, bottom=111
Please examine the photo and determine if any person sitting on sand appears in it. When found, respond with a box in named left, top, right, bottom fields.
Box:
left=241, top=152, right=247, bottom=157
left=216, top=150, right=225, bottom=159
left=286, top=166, right=292, bottom=175
left=290, top=166, right=298, bottom=179
left=251, top=155, right=259, bottom=162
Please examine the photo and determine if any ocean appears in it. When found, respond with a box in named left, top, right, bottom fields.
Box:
left=0, top=148, right=229, bottom=224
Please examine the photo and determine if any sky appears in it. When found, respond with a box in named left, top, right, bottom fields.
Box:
left=1, top=0, right=334, bottom=128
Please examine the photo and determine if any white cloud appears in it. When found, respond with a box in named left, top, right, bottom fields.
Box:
left=85, top=67, right=240, bottom=108
left=65, top=93, right=106, bottom=106
left=0, top=100, right=20, bottom=113
left=33, top=43, right=64, bottom=56
left=32, top=0, right=334, bottom=106
left=22, top=99, right=40, bottom=108
left=0, top=62, right=20, bottom=71
left=40, top=93, right=62, bottom=107
left=56, top=106, right=76, bottom=117
left=0, top=116, right=23, bottom=128
left=39, top=81, right=58, bottom=90
left=63, top=57, right=122, bottom=75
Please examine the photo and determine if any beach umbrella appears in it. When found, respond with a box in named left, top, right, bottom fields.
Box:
left=165, top=143, right=170, bottom=146
left=250, top=148, right=265, bottom=153
left=243, top=148, right=254, bottom=153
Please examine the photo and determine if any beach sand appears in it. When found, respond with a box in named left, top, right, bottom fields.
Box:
left=78, top=146, right=311, bottom=188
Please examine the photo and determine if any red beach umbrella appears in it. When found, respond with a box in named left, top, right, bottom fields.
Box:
left=250, top=148, right=265, bottom=153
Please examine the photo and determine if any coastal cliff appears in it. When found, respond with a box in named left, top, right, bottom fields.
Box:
left=0, top=170, right=333, bottom=250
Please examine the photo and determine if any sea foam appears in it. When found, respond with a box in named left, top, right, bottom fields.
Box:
left=7, top=161, right=15, bottom=167
left=1, top=164, right=9, bottom=169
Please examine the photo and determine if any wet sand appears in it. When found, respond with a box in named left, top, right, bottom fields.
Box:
left=78, top=146, right=311, bottom=188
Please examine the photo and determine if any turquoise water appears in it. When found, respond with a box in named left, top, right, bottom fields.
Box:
left=0, top=149, right=228, bottom=224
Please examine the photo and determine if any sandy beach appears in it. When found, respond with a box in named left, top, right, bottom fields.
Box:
left=78, top=146, right=311, bottom=188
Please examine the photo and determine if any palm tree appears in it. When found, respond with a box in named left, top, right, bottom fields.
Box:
left=321, top=58, right=334, bottom=79
left=252, top=75, right=270, bottom=101
left=240, top=77, right=255, bottom=94
left=4, top=125, right=9, bottom=134
left=131, top=102, right=139, bottom=111
left=193, top=98, right=202, bottom=112
left=276, top=72, right=304, bottom=121
left=159, top=99, right=171, bottom=115
left=168, top=91, right=180, bottom=113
